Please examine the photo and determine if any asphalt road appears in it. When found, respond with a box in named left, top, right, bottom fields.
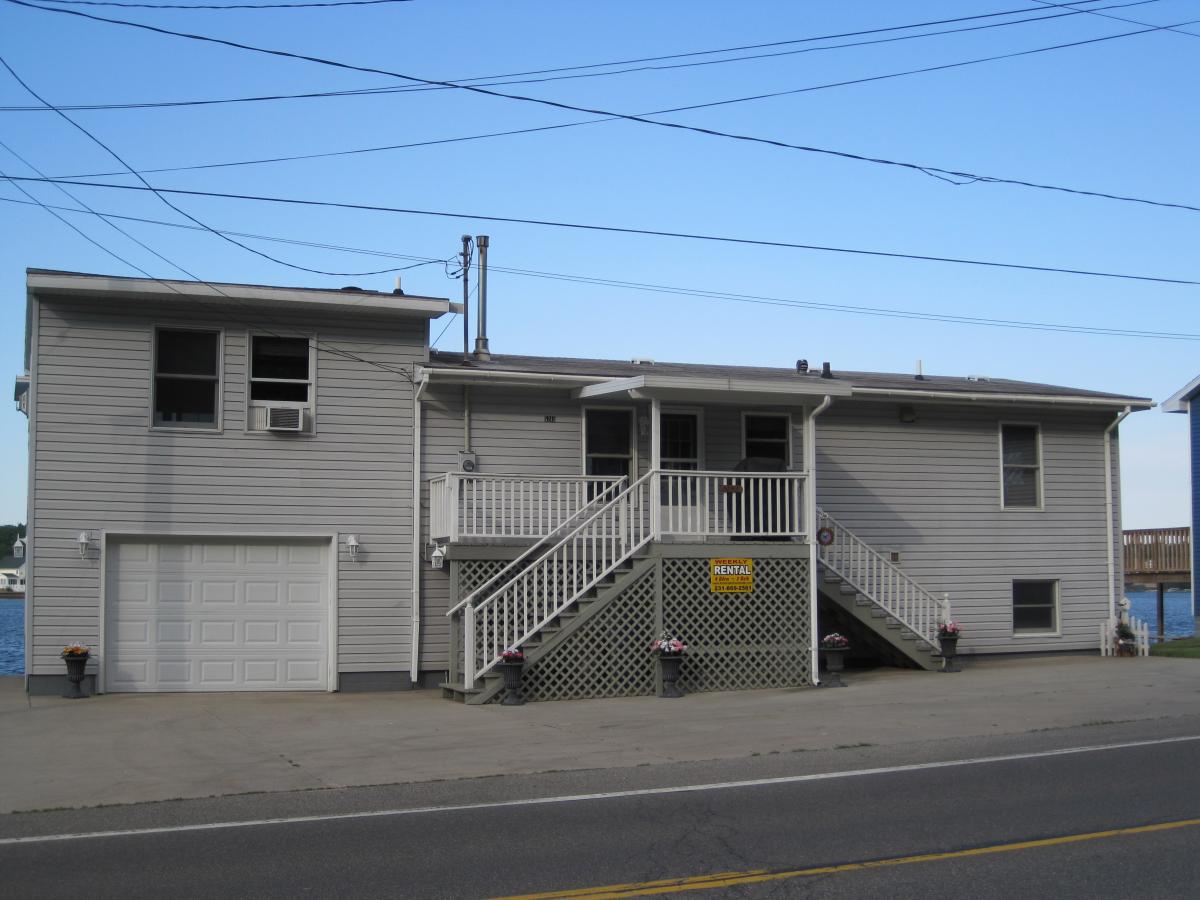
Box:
left=4, top=731, right=1200, bottom=898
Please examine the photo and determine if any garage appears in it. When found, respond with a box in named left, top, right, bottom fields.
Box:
left=104, top=537, right=332, bottom=692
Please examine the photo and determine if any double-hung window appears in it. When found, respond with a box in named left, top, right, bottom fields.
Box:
left=153, top=328, right=220, bottom=428
left=1013, top=580, right=1058, bottom=634
left=744, top=414, right=790, bottom=466
left=1001, top=424, right=1041, bottom=509
left=248, top=336, right=313, bottom=430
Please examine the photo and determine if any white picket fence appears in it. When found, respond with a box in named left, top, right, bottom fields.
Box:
left=1099, top=615, right=1150, bottom=657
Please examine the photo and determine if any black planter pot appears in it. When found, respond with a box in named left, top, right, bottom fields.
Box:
left=657, top=653, right=684, bottom=699
left=62, top=653, right=90, bottom=699
left=499, top=660, right=525, bottom=706
left=820, top=646, right=849, bottom=687
left=938, top=634, right=960, bottom=673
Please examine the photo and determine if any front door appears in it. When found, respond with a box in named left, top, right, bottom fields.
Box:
left=660, top=411, right=703, bottom=533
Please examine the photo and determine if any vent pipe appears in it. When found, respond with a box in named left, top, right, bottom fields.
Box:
left=460, top=235, right=471, bottom=362
left=472, top=234, right=491, bottom=361
left=820, top=361, right=833, bottom=379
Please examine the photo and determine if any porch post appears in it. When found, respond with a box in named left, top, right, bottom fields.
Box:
left=448, top=474, right=460, bottom=544
left=650, top=398, right=662, bottom=541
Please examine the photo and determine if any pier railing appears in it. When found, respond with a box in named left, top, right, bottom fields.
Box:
left=1123, top=527, right=1190, bottom=577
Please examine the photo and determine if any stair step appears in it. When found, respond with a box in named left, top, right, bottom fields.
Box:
left=838, top=584, right=857, bottom=595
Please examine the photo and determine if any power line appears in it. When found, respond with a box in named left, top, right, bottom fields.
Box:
left=3, top=190, right=1193, bottom=342
left=0, top=1, right=1163, bottom=112
left=12, top=0, right=1199, bottom=221
left=0, top=53, right=433, bottom=277
left=36, top=0, right=415, bottom=8
left=1030, top=0, right=1200, bottom=37
left=4, top=174, right=1198, bottom=289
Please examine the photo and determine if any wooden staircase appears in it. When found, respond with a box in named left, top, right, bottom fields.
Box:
left=441, top=554, right=656, bottom=704
left=818, top=567, right=940, bottom=670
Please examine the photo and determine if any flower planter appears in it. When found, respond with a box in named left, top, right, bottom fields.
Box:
left=656, top=653, right=684, bottom=699
left=938, top=634, right=960, bottom=673
left=61, top=653, right=90, bottom=699
left=498, top=660, right=525, bottom=706
left=820, top=646, right=849, bottom=687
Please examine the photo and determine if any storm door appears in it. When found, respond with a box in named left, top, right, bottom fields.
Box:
left=584, top=408, right=634, bottom=483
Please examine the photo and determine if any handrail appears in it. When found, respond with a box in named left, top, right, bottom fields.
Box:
left=445, top=475, right=627, bottom=618
left=816, top=507, right=950, bottom=643
left=463, top=470, right=655, bottom=684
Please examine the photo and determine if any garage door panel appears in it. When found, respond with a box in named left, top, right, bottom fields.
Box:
left=106, top=539, right=329, bottom=692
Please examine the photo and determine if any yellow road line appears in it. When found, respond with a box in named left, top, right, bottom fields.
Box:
left=490, top=817, right=1200, bottom=900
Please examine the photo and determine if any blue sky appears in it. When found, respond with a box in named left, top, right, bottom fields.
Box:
left=0, top=0, right=1195, bottom=526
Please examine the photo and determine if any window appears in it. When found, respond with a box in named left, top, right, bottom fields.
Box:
left=248, top=335, right=313, bottom=430
left=1001, top=424, right=1041, bottom=508
left=661, top=411, right=701, bottom=505
left=1013, top=580, right=1058, bottom=633
left=584, top=409, right=633, bottom=479
left=154, top=329, right=219, bottom=428
left=744, top=414, right=790, bottom=465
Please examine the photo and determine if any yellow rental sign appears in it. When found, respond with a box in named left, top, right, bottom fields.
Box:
left=709, top=557, right=754, bottom=593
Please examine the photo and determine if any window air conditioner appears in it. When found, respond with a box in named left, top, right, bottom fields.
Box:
left=265, top=406, right=304, bottom=432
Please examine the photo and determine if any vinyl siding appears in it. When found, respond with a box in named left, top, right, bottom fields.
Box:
left=816, top=402, right=1121, bottom=653
left=28, top=294, right=426, bottom=679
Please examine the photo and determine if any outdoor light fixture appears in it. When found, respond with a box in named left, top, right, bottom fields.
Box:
left=430, top=545, right=446, bottom=570
left=346, top=534, right=360, bottom=560
left=77, top=531, right=91, bottom=559
left=898, top=405, right=918, bottom=424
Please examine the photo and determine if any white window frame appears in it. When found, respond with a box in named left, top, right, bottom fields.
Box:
left=999, top=421, right=1044, bottom=511
left=741, top=411, right=793, bottom=468
left=581, top=406, right=637, bottom=479
left=150, top=325, right=223, bottom=432
left=245, top=333, right=317, bottom=433
left=1012, top=578, right=1061, bottom=636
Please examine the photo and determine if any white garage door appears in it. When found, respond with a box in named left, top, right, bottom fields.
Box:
left=106, top=538, right=330, bottom=692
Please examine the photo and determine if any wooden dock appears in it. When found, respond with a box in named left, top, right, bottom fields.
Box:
left=1123, top=527, right=1192, bottom=639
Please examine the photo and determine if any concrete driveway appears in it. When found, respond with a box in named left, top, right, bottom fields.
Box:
left=2, top=655, right=1198, bottom=814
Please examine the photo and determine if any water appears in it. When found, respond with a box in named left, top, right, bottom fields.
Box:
left=0, top=599, right=23, bottom=675
left=1126, top=589, right=1195, bottom=640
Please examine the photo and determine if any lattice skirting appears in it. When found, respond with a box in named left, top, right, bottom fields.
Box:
left=453, top=554, right=811, bottom=702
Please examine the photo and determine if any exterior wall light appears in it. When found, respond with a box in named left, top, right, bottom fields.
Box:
left=430, top=545, right=446, bottom=569
left=77, top=531, right=92, bottom=559
left=346, top=534, right=360, bottom=560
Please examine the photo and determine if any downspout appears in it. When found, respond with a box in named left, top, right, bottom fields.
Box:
left=806, top=395, right=833, bottom=685
left=410, top=367, right=430, bottom=686
left=1104, top=406, right=1133, bottom=621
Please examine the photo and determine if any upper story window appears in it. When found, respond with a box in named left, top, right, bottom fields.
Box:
left=744, top=413, right=790, bottom=466
left=153, top=329, right=220, bottom=429
left=1001, top=424, right=1041, bottom=509
left=248, top=336, right=314, bottom=431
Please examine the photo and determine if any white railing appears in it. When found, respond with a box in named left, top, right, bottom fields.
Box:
left=657, top=471, right=806, bottom=538
left=1100, top=614, right=1150, bottom=657
left=453, top=471, right=654, bottom=687
left=816, top=508, right=950, bottom=644
left=429, top=473, right=624, bottom=542
left=431, top=470, right=809, bottom=543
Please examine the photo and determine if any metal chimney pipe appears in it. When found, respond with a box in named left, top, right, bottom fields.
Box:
left=460, top=235, right=471, bottom=361
left=473, top=235, right=491, bottom=360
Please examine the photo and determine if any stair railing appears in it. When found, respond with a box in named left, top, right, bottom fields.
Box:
left=816, top=508, right=950, bottom=643
left=457, top=471, right=654, bottom=687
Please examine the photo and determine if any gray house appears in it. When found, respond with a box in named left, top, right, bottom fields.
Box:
left=19, top=270, right=456, bottom=694
left=17, top=269, right=1152, bottom=700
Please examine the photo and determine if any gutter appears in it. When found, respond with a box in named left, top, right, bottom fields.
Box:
left=852, top=387, right=1153, bottom=409
left=1104, top=406, right=1133, bottom=621
left=424, top=368, right=609, bottom=389
left=805, top=395, right=833, bottom=687
left=410, top=366, right=430, bottom=686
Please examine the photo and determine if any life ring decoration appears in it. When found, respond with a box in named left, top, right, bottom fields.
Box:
left=816, top=527, right=835, bottom=547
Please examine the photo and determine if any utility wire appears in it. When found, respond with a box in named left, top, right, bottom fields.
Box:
left=4, top=191, right=1194, bottom=341
left=1030, top=0, right=1199, bottom=36
left=0, top=0, right=1163, bottom=112
left=12, top=0, right=1198, bottom=219
left=37, top=0, right=415, bottom=8
left=5, top=173, right=1198, bottom=287
left=0, top=53, right=427, bottom=277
